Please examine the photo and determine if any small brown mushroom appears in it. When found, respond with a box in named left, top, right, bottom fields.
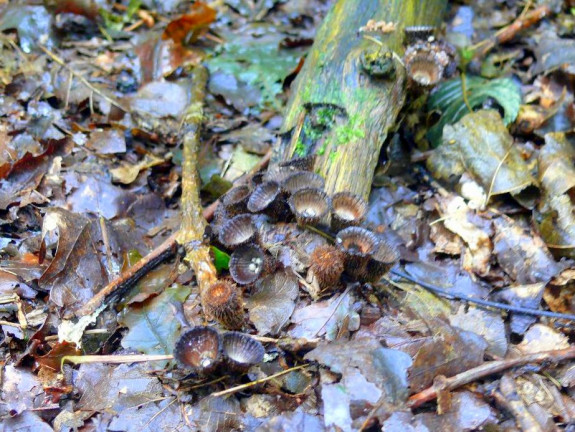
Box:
left=174, top=326, right=222, bottom=374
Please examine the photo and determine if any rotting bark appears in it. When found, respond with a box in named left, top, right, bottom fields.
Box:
left=272, top=0, right=447, bottom=199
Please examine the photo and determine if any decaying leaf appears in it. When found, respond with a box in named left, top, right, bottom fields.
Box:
left=106, top=399, right=185, bottom=431
left=163, top=2, right=216, bottom=43
left=428, top=110, right=538, bottom=204
left=66, top=173, right=134, bottom=219
left=533, top=35, right=575, bottom=75
left=538, top=133, right=575, bottom=197
left=493, top=217, right=561, bottom=284
left=305, top=338, right=412, bottom=405
left=74, top=362, right=164, bottom=413
left=0, top=138, right=71, bottom=210
left=245, top=270, right=299, bottom=335
left=119, top=284, right=191, bottom=365
left=450, top=307, right=508, bottom=358
left=536, top=133, right=575, bottom=258
left=40, top=209, right=108, bottom=311
left=437, top=195, right=492, bottom=276
left=207, top=24, right=307, bottom=111
left=408, top=319, right=487, bottom=392
left=86, top=129, right=126, bottom=155
left=306, top=338, right=411, bottom=428
left=289, top=291, right=358, bottom=340
left=383, top=391, right=497, bottom=431
left=35, top=341, right=82, bottom=372
left=0, top=364, right=46, bottom=417
left=498, top=282, right=547, bottom=335
left=110, top=153, right=164, bottom=185
left=517, top=324, right=570, bottom=354
left=0, top=5, right=55, bottom=53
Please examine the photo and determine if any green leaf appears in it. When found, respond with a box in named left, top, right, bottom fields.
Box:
left=211, top=246, right=230, bottom=272
left=427, top=75, right=521, bottom=147
left=119, top=284, right=191, bottom=366
left=206, top=25, right=307, bottom=110
left=99, top=0, right=141, bottom=34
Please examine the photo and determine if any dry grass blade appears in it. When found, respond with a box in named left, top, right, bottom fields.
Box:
left=209, top=364, right=311, bottom=398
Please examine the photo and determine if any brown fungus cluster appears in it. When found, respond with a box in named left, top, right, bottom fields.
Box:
left=173, top=157, right=400, bottom=375
left=207, top=156, right=399, bottom=297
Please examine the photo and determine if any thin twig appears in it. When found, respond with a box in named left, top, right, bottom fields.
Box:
left=390, top=269, right=575, bottom=321
left=38, top=45, right=131, bottom=113
left=407, top=346, right=575, bottom=409
left=470, top=4, right=552, bottom=56
left=210, top=364, right=311, bottom=397
left=484, top=143, right=513, bottom=207
left=495, top=374, right=544, bottom=432
left=312, top=285, right=353, bottom=338
left=0, top=320, right=22, bottom=328
left=61, top=353, right=174, bottom=369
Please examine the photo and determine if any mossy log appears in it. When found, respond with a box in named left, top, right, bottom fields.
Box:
left=272, top=0, right=447, bottom=199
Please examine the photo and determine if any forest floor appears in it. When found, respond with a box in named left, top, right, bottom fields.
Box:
left=2, top=0, right=575, bottom=431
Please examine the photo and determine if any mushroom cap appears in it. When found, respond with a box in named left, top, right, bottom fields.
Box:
left=331, top=192, right=367, bottom=230
left=204, top=280, right=244, bottom=330
left=174, top=326, right=221, bottom=373
left=218, top=214, right=258, bottom=249
left=222, top=331, right=265, bottom=371
left=288, top=188, right=331, bottom=226
left=248, top=172, right=265, bottom=191
left=336, top=227, right=379, bottom=258
left=282, top=171, right=325, bottom=195
left=221, top=185, right=251, bottom=215
left=278, top=155, right=316, bottom=171
left=364, top=238, right=400, bottom=282
left=404, top=25, right=435, bottom=43
left=406, top=52, right=444, bottom=87
left=247, top=181, right=281, bottom=213
left=404, top=42, right=452, bottom=88
left=229, top=244, right=266, bottom=285
left=309, top=244, right=345, bottom=289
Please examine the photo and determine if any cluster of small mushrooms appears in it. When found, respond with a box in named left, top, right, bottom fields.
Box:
left=172, top=26, right=455, bottom=379
left=173, top=155, right=400, bottom=376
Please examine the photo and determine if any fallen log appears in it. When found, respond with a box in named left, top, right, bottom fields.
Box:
left=272, top=0, right=447, bottom=198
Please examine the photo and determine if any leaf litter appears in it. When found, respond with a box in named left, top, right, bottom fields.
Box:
left=2, top=1, right=575, bottom=431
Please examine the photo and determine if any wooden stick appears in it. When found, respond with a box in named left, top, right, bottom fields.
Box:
left=176, top=66, right=219, bottom=315
left=407, top=347, right=575, bottom=409
left=70, top=233, right=177, bottom=318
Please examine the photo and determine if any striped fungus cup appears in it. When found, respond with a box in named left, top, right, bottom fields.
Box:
left=335, top=226, right=380, bottom=278
left=330, top=191, right=367, bottom=232
left=174, top=326, right=222, bottom=374
left=221, top=331, right=265, bottom=372
left=288, top=188, right=331, bottom=227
